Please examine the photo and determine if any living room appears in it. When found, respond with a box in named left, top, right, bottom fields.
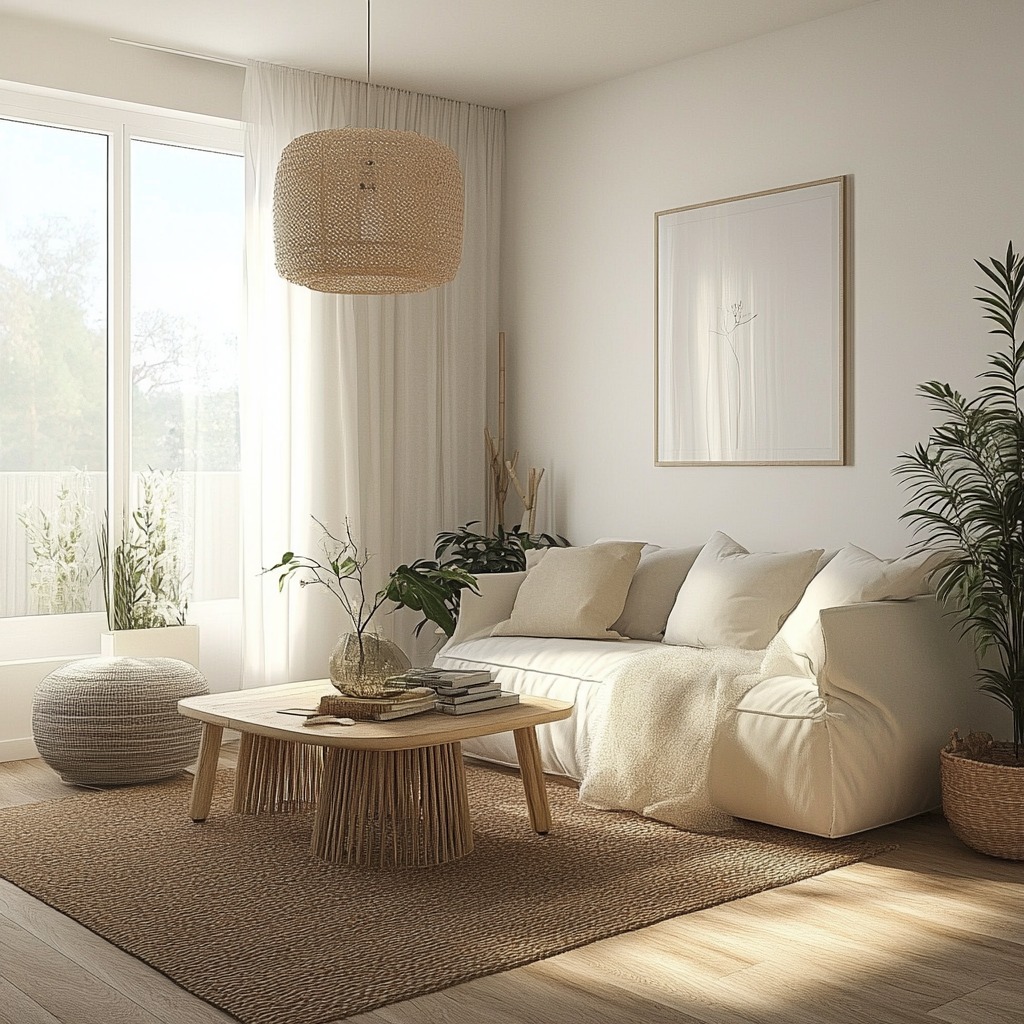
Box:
left=1, top=1, right=1022, bottom=1022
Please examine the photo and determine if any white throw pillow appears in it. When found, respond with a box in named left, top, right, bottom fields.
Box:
left=612, top=545, right=703, bottom=641
left=491, top=541, right=645, bottom=640
left=663, top=532, right=823, bottom=651
left=776, top=544, right=948, bottom=675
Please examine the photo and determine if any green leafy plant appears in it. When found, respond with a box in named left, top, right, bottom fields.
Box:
left=18, top=472, right=96, bottom=614
left=894, top=243, right=1024, bottom=757
left=385, top=521, right=569, bottom=638
left=98, top=469, right=189, bottom=630
left=383, top=560, right=478, bottom=638
left=264, top=517, right=477, bottom=646
left=434, top=521, right=569, bottom=574
left=263, top=517, right=388, bottom=653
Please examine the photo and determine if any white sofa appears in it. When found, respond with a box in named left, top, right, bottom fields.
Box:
left=434, top=537, right=974, bottom=838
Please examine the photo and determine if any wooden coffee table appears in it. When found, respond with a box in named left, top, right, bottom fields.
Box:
left=178, top=680, right=573, bottom=869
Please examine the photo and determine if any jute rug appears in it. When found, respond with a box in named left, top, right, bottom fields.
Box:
left=0, top=765, right=895, bottom=1024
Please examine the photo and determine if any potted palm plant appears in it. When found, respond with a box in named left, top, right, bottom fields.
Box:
left=895, top=242, right=1023, bottom=860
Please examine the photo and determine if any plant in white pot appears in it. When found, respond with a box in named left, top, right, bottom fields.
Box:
left=98, top=470, right=197, bottom=666
left=895, top=242, right=1023, bottom=860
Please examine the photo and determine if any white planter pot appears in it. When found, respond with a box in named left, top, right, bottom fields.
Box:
left=100, top=624, right=200, bottom=668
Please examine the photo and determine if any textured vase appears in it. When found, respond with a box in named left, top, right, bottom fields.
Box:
left=329, top=633, right=411, bottom=696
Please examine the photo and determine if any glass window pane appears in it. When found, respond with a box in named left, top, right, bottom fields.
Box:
left=0, top=117, right=107, bottom=617
left=130, top=140, right=243, bottom=601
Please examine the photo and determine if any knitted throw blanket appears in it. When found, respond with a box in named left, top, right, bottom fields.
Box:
left=579, top=642, right=767, bottom=833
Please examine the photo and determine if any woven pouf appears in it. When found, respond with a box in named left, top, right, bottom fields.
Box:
left=33, top=657, right=210, bottom=786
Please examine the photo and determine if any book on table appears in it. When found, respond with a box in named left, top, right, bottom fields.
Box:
left=318, top=688, right=436, bottom=721
left=433, top=683, right=503, bottom=705
left=434, top=691, right=520, bottom=715
left=396, top=667, right=494, bottom=685
left=390, top=667, right=497, bottom=697
left=371, top=697, right=437, bottom=721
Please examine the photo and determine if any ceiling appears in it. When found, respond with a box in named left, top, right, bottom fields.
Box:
left=0, top=0, right=877, bottom=109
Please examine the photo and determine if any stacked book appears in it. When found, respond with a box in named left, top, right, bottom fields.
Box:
left=390, top=668, right=521, bottom=716
left=318, top=687, right=437, bottom=721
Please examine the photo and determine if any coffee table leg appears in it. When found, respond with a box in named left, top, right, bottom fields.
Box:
left=513, top=725, right=551, bottom=834
left=190, top=723, right=224, bottom=823
left=312, top=743, right=473, bottom=867
left=231, top=731, right=254, bottom=812
left=233, top=733, right=322, bottom=815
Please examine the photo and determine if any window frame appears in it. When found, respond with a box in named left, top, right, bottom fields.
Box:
left=0, top=83, right=244, bottom=658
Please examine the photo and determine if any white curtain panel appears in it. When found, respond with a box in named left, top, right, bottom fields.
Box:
left=242, top=61, right=504, bottom=686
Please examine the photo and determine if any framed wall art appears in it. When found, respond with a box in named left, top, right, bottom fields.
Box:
left=655, top=176, right=846, bottom=465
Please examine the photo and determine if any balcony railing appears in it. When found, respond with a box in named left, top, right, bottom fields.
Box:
left=0, top=471, right=240, bottom=619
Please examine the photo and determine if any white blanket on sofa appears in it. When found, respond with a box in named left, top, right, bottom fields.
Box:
left=579, top=643, right=766, bottom=832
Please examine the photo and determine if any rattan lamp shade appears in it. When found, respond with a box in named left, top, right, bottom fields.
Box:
left=273, top=127, right=464, bottom=294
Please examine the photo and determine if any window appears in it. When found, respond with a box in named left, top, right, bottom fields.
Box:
left=0, top=87, right=243, bottom=645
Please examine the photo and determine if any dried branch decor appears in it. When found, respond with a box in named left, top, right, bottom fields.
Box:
left=485, top=332, right=547, bottom=534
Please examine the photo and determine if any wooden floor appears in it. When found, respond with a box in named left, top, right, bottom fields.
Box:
left=1, top=750, right=1022, bottom=1024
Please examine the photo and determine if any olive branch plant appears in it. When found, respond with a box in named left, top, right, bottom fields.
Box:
left=97, top=470, right=190, bottom=631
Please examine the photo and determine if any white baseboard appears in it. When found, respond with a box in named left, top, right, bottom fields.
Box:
left=0, top=736, right=39, bottom=762
left=0, top=655, right=87, bottom=763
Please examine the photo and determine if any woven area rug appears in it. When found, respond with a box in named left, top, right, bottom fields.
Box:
left=0, top=766, right=894, bottom=1024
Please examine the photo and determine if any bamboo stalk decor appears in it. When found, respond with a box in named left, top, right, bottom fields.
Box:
left=485, top=332, right=547, bottom=535
left=484, top=425, right=510, bottom=534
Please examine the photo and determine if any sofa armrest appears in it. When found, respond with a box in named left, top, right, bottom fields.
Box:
left=712, top=596, right=975, bottom=836
left=819, top=596, right=972, bottom=724
left=439, top=572, right=527, bottom=651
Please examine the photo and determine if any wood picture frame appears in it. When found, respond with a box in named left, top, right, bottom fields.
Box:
left=655, top=176, right=847, bottom=466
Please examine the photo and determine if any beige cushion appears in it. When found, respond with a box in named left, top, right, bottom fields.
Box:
left=524, top=547, right=549, bottom=570
left=776, top=544, right=947, bottom=675
left=491, top=541, right=644, bottom=640
left=612, top=545, right=703, bottom=641
left=663, top=532, right=823, bottom=650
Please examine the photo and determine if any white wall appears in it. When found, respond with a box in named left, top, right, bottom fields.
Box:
left=501, top=0, right=1024, bottom=557
left=0, top=11, right=243, bottom=118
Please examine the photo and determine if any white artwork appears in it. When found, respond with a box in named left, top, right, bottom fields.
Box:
left=656, top=177, right=846, bottom=465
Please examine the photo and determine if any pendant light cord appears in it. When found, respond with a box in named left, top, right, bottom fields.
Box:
left=364, top=0, right=371, bottom=126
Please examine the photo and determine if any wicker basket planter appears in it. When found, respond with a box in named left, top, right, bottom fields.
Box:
left=940, top=745, right=1024, bottom=861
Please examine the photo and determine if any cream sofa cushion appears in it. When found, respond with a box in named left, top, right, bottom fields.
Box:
left=491, top=541, right=644, bottom=640
left=776, top=544, right=946, bottom=675
left=612, top=545, right=703, bottom=641
left=663, top=532, right=823, bottom=650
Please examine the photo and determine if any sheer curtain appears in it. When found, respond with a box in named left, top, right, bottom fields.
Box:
left=242, top=61, right=504, bottom=686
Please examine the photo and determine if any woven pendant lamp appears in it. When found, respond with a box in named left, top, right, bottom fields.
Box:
left=273, top=126, right=463, bottom=294
left=272, top=0, right=464, bottom=294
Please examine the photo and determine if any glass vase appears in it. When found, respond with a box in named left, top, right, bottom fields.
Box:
left=329, top=632, right=412, bottom=696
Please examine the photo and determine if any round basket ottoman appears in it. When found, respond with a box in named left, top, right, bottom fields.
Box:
left=33, top=657, right=210, bottom=786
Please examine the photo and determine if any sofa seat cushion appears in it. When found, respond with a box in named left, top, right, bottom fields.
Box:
left=435, top=634, right=661, bottom=780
